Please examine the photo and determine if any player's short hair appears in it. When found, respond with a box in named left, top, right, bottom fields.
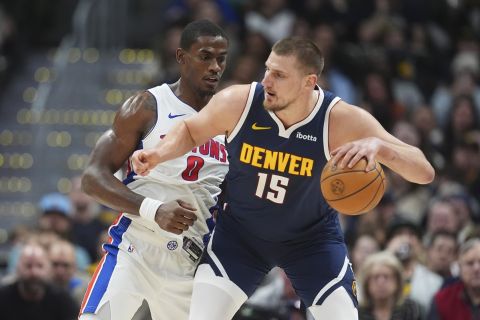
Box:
left=180, top=19, right=228, bottom=50
left=272, top=37, right=324, bottom=77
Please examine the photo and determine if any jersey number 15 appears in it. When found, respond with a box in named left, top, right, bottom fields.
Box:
left=255, top=173, right=289, bottom=204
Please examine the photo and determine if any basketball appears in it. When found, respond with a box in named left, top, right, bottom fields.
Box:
left=320, top=158, right=386, bottom=215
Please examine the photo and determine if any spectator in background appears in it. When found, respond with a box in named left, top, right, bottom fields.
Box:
left=0, top=242, right=78, bottom=320
left=69, top=176, right=108, bottom=263
left=358, top=251, right=422, bottom=320
left=449, top=139, right=480, bottom=203
left=164, top=0, right=240, bottom=31
left=5, top=229, right=60, bottom=276
left=37, top=192, right=91, bottom=271
left=219, top=31, right=270, bottom=89
left=410, top=105, right=444, bottom=171
left=425, top=230, right=458, bottom=280
left=191, top=0, right=224, bottom=26
left=431, top=71, right=480, bottom=129
left=352, top=234, right=381, bottom=275
left=423, top=197, right=460, bottom=245
left=354, top=193, right=397, bottom=247
left=154, top=22, right=184, bottom=84
left=221, top=54, right=262, bottom=87
left=3, top=194, right=91, bottom=275
left=386, top=217, right=425, bottom=266
left=341, top=19, right=388, bottom=84
left=244, top=0, right=295, bottom=44
left=3, top=225, right=31, bottom=276
left=391, top=121, right=432, bottom=225
left=361, top=71, right=404, bottom=132
left=48, top=239, right=90, bottom=306
left=448, top=192, right=480, bottom=244
left=392, top=121, right=421, bottom=152
left=385, top=216, right=443, bottom=316
left=312, top=23, right=357, bottom=105
left=242, top=31, right=271, bottom=62
left=441, top=94, right=480, bottom=159
left=38, top=192, right=74, bottom=240
left=383, top=24, right=425, bottom=113
left=428, top=238, right=480, bottom=320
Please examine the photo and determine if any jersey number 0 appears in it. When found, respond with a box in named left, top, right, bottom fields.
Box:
left=182, top=156, right=205, bottom=181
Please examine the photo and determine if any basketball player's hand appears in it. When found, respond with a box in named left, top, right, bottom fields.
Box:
left=331, top=137, right=381, bottom=171
left=155, top=200, right=197, bottom=234
left=131, top=149, right=161, bottom=176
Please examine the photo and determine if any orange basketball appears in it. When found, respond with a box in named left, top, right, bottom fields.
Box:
left=320, top=158, right=386, bottom=215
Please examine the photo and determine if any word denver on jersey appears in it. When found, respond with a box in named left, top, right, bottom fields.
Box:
left=239, top=142, right=314, bottom=176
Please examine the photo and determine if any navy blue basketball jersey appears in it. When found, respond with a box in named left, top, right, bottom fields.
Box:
left=224, top=82, right=344, bottom=242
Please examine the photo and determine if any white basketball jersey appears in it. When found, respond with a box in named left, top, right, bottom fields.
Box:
left=123, top=84, right=228, bottom=240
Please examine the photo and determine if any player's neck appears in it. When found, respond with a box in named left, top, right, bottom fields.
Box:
left=274, top=89, right=319, bottom=128
left=169, top=79, right=212, bottom=112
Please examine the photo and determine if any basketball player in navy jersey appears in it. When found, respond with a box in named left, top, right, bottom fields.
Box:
left=132, top=38, right=435, bottom=319
left=78, top=20, right=229, bottom=320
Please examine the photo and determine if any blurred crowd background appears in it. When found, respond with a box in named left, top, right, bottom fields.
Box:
left=0, top=0, right=479, bottom=319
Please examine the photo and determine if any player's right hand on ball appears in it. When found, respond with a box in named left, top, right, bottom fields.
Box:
left=155, top=200, right=197, bottom=235
left=131, top=149, right=159, bottom=176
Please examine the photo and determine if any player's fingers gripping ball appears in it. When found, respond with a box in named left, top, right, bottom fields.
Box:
left=320, top=158, right=386, bottom=215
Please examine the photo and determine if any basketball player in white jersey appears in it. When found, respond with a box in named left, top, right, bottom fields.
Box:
left=78, top=20, right=229, bottom=320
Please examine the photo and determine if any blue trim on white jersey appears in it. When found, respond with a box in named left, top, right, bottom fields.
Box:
left=83, top=216, right=132, bottom=313
left=123, top=141, right=143, bottom=185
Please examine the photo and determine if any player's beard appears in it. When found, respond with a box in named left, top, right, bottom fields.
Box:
left=196, top=81, right=217, bottom=99
left=199, top=89, right=215, bottom=99
left=263, top=99, right=288, bottom=112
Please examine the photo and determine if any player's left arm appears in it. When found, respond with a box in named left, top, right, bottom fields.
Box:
left=329, top=100, right=435, bottom=184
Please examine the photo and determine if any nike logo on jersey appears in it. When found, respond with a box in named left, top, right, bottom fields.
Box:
left=168, top=113, right=186, bottom=119
left=252, top=122, right=271, bottom=130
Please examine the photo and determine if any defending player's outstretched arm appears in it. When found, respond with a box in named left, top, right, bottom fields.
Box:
left=132, top=84, right=250, bottom=175
left=328, top=100, right=435, bottom=184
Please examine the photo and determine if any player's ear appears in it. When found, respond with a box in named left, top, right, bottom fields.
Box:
left=176, top=48, right=186, bottom=64
left=305, top=74, right=317, bottom=88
